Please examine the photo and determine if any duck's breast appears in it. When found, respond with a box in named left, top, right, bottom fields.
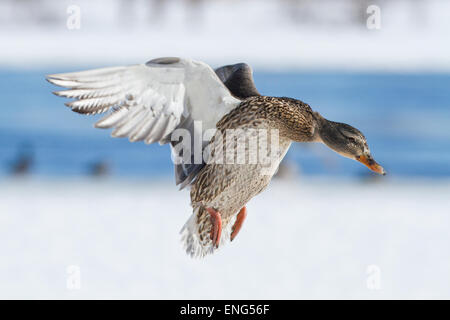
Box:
left=191, top=126, right=292, bottom=221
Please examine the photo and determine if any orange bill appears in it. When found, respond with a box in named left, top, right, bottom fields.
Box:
left=357, top=155, right=386, bottom=175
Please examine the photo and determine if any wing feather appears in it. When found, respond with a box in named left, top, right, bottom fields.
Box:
left=94, top=108, right=129, bottom=128
left=47, top=58, right=242, bottom=186
left=128, top=112, right=156, bottom=142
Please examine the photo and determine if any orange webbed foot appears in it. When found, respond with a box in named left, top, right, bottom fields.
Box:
left=231, top=207, right=247, bottom=242
left=205, top=207, right=222, bottom=248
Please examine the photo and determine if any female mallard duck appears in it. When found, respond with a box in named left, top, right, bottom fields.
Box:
left=47, top=57, right=385, bottom=257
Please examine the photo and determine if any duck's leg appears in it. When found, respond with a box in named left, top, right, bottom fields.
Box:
left=205, top=207, right=222, bottom=248
left=231, top=207, right=247, bottom=242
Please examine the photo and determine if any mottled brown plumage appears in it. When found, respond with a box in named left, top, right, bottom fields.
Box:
left=216, top=96, right=316, bottom=140
left=186, top=96, right=318, bottom=255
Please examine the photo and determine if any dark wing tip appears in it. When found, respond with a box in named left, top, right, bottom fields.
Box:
left=214, top=63, right=260, bottom=99
left=215, top=63, right=251, bottom=82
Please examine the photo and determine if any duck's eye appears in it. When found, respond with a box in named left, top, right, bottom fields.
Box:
left=348, top=137, right=356, bottom=143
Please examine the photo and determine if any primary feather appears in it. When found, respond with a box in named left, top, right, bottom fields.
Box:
left=47, top=58, right=242, bottom=187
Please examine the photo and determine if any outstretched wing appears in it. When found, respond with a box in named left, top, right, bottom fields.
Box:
left=214, top=63, right=260, bottom=99
left=47, top=57, right=242, bottom=186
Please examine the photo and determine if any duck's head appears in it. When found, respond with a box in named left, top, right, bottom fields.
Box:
left=313, top=113, right=385, bottom=175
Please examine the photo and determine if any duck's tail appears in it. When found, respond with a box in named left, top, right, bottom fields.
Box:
left=180, top=207, right=234, bottom=258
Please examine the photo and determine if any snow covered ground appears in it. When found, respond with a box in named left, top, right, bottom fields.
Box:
left=1, top=177, right=449, bottom=299
left=1, top=0, right=450, bottom=71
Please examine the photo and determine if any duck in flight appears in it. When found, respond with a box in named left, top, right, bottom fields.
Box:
left=47, top=57, right=385, bottom=258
